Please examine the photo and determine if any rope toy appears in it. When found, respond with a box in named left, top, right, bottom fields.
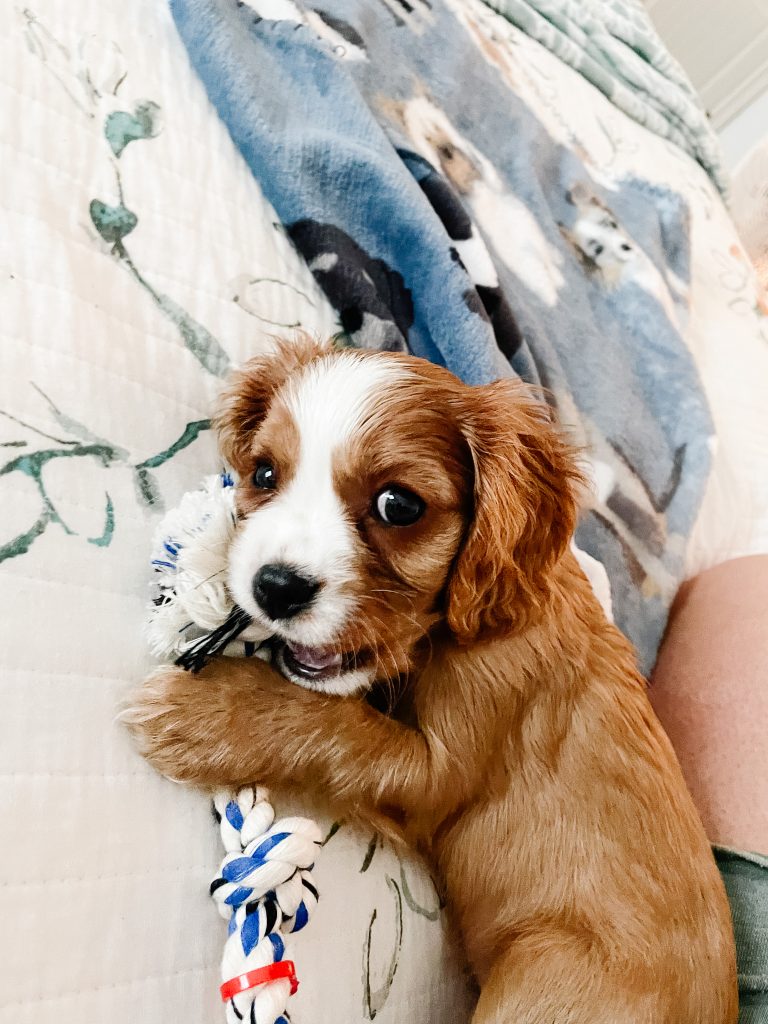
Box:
left=146, top=472, right=322, bottom=1023
left=146, top=472, right=271, bottom=672
left=212, top=787, right=321, bottom=1024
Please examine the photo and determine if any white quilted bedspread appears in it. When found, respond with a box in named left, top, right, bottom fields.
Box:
left=1, top=1, right=767, bottom=1022
left=0, top=2, right=473, bottom=1021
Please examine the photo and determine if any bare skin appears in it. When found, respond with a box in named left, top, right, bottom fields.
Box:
left=650, top=554, right=768, bottom=855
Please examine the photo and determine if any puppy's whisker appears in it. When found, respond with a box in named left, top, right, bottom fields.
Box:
left=369, top=587, right=420, bottom=617
left=365, top=596, right=433, bottom=665
left=361, top=619, right=399, bottom=713
left=364, top=611, right=408, bottom=693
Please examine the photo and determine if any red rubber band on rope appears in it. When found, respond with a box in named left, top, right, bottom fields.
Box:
left=220, top=960, right=299, bottom=1002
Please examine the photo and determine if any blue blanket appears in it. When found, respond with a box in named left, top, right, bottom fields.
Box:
left=170, top=0, right=714, bottom=673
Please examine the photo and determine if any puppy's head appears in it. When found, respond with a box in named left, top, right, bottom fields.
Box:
left=217, top=337, right=579, bottom=695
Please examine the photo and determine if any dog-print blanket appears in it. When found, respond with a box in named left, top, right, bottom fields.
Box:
left=170, top=0, right=716, bottom=674
left=483, top=0, right=727, bottom=195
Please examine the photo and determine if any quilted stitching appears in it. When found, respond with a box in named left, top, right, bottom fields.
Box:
left=0, top=2, right=471, bottom=1021
left=3, top=0, right=768, bottom=1020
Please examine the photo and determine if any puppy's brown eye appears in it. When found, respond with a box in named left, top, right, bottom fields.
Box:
left=374, top=486, right=425, bottom=526
left=252, top=462, right=277, bottom=489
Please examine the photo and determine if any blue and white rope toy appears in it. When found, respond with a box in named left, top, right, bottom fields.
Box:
left=146, top=472, right=271, bottom=671
left=147, top=473, right=322, bottom=1024
left=212, top=787, right=321, bottom=1024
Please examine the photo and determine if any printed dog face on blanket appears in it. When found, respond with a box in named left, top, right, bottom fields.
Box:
left=217, top=335, right=577, bottom=695
left=561, top=183, right=638, bottom=285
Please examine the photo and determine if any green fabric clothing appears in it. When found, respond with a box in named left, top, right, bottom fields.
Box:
left=716, top=846, right=768, bottom=1022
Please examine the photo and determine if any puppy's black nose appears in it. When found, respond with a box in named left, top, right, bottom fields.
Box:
left=252, top=563, right=320, bottom=621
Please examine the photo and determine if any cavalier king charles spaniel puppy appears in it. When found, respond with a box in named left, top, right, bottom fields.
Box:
left=127, top=336, right=737, bottom=1023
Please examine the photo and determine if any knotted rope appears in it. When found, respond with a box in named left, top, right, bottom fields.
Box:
left=146, top=472, right=271, bottom=671
left=146, top=476, right=322, bottom=1022
left=211, top=787, right=322, bottom=1024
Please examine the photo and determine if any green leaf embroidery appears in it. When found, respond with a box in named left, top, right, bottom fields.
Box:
left=360, top=833, right=380, bottom=873
left=31, top=383, right=129, bottom=459
left=88, top=493, right=115, bottom=547
left=89, top=92, right=230, bottom=376
left=115, top=243, right=230, bottom=377
left=398, top=861, right=442, bottom=921
left=134, top=466, right=162, bottom=508
left=0, top=512, right=51, bottom=562
left=363, top=876, right=403, bottom=1019
left=321, top=820, right=344, bottom=846
left=0, top=405, right=211, bottom=564
left=0, top=444, right=119, bottom=561
left=136, top=419, right=211, bottom=469
left=89, top=199, right=137, bottom=245
left=105, top=100, right=160, bottom=157
left=149, top=290, right=231, bottom=378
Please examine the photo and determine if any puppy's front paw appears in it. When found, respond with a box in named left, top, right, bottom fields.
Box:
left=122, top=666, right=235, bottom=785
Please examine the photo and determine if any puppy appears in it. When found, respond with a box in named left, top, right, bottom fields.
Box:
left=127, top=336, right=738, bottom=1023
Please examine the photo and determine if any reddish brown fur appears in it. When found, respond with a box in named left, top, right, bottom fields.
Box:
left=127, top=338, right=738, bottom=1023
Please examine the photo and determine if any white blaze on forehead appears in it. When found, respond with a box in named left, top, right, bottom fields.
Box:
left=283, top=352, right=405, bottom=449
left=228, top=352, right=407, bottom=649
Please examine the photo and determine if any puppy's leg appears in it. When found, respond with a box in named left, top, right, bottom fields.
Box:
left=472, top=933, right=660, bottom=1024
left=124, top=658, right=454, bottom=819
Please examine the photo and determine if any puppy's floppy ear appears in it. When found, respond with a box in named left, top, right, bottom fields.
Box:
left=214, top=334, right=328, bottom=470
left=446, top=379, right=582, bottom=644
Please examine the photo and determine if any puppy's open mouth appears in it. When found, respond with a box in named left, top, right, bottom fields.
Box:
left=278, top=642, right=365, bottom=682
